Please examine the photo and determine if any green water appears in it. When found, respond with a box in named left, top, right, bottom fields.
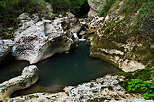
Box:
left=0, top=42, right=121, bottom=96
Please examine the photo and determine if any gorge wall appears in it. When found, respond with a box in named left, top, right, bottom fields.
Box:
left=87, top=0, right=154, bottom=72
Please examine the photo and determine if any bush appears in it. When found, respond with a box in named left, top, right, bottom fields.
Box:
left=0, top=0, right=46, bottom=27
left=127, top=78, right=154, bottom=99
left=47, top=0, right=86, bottom=14
left=47, top=0, right=70, bottom=13
left=99, top=0, right=116, bottom=16
left=69, top=0, right=87, bottom=13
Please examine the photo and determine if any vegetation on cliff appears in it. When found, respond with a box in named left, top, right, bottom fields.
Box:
left=90, top=0, right=154, bottom=70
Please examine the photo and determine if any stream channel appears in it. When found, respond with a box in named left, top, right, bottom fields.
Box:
left=0, top=41, right=121, bottom=97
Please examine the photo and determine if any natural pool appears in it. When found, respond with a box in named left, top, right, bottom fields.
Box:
left=0, top=42, right=121, bottom=96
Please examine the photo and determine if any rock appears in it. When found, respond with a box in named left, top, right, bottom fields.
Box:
left=9, top=92, right=68, bottom=102
left=0, top=65, right=38, bottom=101
left=45, top=3, right=53, bottom=14
left=88, top=0, right=154, bottom=71
left=121, top=60, right=145, bottom=72
left=88, top=8, right=98, bottom=17
left=88, top=0, right=106, bottom=17
left=66, top=12, right=75, bottom=18
left=8, top=75, right=153, bottom=102
left=12, top=13, right=80, bottom=64
left=0, top=40, right=15, bottom=62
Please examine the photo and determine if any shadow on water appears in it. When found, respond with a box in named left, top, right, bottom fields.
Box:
left=0, top=42, right=121, bottom=97
left=0, top=55, right=29, bottom=83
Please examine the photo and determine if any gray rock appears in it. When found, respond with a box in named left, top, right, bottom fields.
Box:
left=0, top=65, right=38, bottom=101
left=8, top=75, right=152, bottom=102
left=12, top=13, right=79, bottom=64
left=88, top=0, right=106, bottom=17
left=0, top=40, right=15, bottom=62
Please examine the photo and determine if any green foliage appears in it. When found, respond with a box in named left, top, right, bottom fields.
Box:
left=47, top=0, right=86, bottom=13
left=69, top=0, right=86, bottom=13
left=99, top=0, right=116, bottom=16
left=0, top=0, right=46, bottom=27
left=127, top=77, right=154, bottom=99
left=48, top=0, right=70, bottom=12
left=116, top=69, right=154, bottom=81
left=116, top=69, right=154, bottom=99
left=0, top=0, right=47, bottom=38
left=119, top=0, right=154, bottom=15
left=132, top=1, right=154, bottom=26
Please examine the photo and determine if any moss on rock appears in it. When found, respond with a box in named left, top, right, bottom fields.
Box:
left=89, top=0, right=154, bottom=71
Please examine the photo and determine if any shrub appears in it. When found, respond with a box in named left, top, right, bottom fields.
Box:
left=69, top=0, right=87, bottom=13
left=99, top=0, right=116, bottom=16
left=0, top=0, right=46, bottom=27
left=127, top=78, right=154, bottom=99
left=48, top=0, right=70, bottom=12
left=47, top=0, right=86, bottom=14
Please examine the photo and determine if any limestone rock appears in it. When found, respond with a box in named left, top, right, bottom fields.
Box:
left=88, top=0, right=154, bottom=71
left=45, top=3, right=53, bottom=14
left=12, top=13, right=79, bottom=64
left=88, top=8, right=98, bottom=17
left=0, top=40, right=14, bottom=62
left=0, top=65, right=38, bottom=101
left=88, top=0, right=106, bottom=17
left=8, top=75, right=153, bottom=102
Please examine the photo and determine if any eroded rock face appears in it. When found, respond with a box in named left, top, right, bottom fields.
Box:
left=12, top=13, right=79, bottom=64
left=88, top=0, right=106, bottom=17
left=0, top=65, right=38, bottom=101
left=9, top=75, right=153, bottom=102
left=88, top=0, right=154, bottom=72
left=0, top=40, right=15, bottom=62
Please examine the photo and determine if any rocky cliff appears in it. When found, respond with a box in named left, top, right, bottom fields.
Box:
left=88, top=0, right=154, bottom=72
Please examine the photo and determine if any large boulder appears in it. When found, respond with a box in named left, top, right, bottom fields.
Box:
left=0, top=65, right=38, bottom=101
left=0, top=40, right=14, bottom=62
left=12, top=13, right=79, bottom=64
left=88, top=0, right=106, bottom=17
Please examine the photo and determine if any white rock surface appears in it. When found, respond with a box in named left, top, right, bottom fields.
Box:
left=12, top=13, right=79, bottom=64
left=0, top=40, right=14, bottom=62
left=0, top=65, right=38, bottom=101
left=121, top=60, right=145, bottom=72
left=88, top=0, right=106, bottom=17
left=8, top=75, right=153, bottom=102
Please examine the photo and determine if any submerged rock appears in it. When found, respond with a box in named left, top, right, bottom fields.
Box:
left=12, top=13, right=79, bottom=64
left=0, top=40, right=15, bottom=62
left=0, top=65, right=38, bottom=101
